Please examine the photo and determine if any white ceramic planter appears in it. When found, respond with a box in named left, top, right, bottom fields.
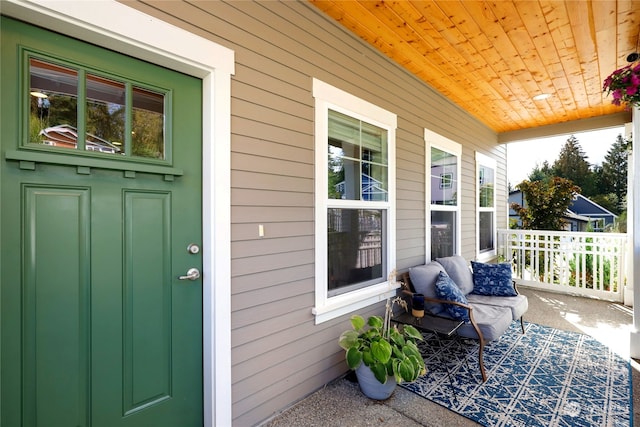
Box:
left=355, top=363, right=396, bottom=400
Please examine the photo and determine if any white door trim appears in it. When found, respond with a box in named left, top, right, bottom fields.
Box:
left=2, top=1, right=235, bottom=425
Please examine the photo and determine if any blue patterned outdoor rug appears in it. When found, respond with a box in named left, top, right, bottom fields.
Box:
left=400, top=322, right=631, bottom=427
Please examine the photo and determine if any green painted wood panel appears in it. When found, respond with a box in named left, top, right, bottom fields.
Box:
left=23, top=186, right=90, bottom=427
left=123, top=191, right=172, bottom=414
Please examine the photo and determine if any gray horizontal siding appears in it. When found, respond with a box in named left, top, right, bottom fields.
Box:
left=130, top=0, right=507, bottom=424
left=231, top=221, right=312, bottom=241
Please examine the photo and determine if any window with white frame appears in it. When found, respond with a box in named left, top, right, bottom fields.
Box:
left=426, top=130, right=461, bottom=261
left=476, top=152, right=496, bottom=260
left=312, top=79, right=397, bottom=324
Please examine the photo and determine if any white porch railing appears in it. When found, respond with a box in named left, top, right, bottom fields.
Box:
left=497, top=229, right=629, bottom=302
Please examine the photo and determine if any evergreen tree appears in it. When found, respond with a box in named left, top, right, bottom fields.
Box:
left=527, top=160, right=554, bottom=182
left=599, top=134, right=631, bottom=213
left=552, top=135, right=596, bottom=196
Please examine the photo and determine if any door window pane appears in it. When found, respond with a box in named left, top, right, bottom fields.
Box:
left=86, top=74, right=124, bottom=154
left=28, top=57, right=167, bottom=160
left=132, top=87, right=165, bottom=159
left=29, top=58, right=78, bottom=146
left=327, top=208, right=384, bottom=296
left=431, top=211, right=455, bottom=259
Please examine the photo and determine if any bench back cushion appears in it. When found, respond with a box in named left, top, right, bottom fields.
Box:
left=408, top=262, right=446, bottom=315
left=436, top=255, right=474, bottom=295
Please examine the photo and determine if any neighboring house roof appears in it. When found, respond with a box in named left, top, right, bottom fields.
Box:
left=336, top=173, right=388, bottom=200
left=570, top=194, right=618, bottom=218
left=39, top=124, right=122, bottom=154
left=563, top=210, right=591, bottom=222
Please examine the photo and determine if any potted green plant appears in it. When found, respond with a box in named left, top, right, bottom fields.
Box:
left=337, top=297, right=427, bottom=400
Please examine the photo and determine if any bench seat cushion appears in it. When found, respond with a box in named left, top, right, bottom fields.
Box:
left=466, top=294, right=529, bottom=321
left=456, top=303, right=512, bottom=342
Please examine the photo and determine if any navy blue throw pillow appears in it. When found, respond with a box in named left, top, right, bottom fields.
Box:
left=434, top=272, right=470, bottom=322
left=471, top=261, right=517, bottom=296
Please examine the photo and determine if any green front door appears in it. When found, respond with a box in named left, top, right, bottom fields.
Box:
left=1, top=17, right=203, bottom=427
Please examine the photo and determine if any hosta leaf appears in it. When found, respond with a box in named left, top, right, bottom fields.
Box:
left=397, top=358, right=416, bottom=382
left=350, top=315, right=365, bottom=331
left=370, top=362, right=388, bottom=384
left=403, top=324, right=424, bottom=341
left=402, top=342, right=422, bottom=359
left=392, top=345, right=404, bottom=359
left=338, top=330, right=359, bottom=350
left=367, top=315, right=384, bottom=329
left=386, top=359, right=395, bottom=376
left=362, top=349, right=374, bottom=366
left=345, top=347, right=362, bottom=369
left=371, top=339, right=392, bottom=364
left=389, top=328, right=405, bottom=346
left=409, top=355, right=427, bottom=376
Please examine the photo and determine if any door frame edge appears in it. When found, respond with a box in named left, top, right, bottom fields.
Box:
left=1, top=1, right=235, bottom=426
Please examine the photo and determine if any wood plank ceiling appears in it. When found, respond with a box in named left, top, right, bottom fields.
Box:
left=310, top=0, right=640, bottom=134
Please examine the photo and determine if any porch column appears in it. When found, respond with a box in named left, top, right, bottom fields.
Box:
left=625, top=124, right=634, bottom=306
left=630, top=106, right=640, bottom=358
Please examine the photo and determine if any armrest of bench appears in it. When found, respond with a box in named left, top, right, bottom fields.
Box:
left=400, top=271, right=484, bottom=343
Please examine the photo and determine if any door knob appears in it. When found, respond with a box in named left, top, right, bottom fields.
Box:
left=178, top=268, right=200, bottom=281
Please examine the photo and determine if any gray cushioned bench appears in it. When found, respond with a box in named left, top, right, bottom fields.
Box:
left=401, top=255, right=528, bottom=382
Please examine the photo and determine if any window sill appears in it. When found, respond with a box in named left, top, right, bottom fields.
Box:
left=476, top=250, right=497, bottom=263
left=312, top=282, right=400, bottom=324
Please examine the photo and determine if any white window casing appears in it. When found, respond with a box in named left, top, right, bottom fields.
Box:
left=476, top=152, right=497, bottom=261
left=425, top=129, right=462, bottom=262
left=312, top=78, right=397, bottom=324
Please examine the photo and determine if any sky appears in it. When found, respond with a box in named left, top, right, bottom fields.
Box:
left=506, top=125, right=627, bottom=185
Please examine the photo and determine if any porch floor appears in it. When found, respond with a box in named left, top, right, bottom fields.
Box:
left=261, top=287, right=640, bottom=427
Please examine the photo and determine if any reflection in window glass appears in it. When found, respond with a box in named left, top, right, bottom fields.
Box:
left=477, top=154, right=496, bottom=257
left=431, top=211, right=455, bottom=259
left=479, top=211, right=494, bottom=252
left=327, top=110, right=388, bottom=201
left=29, top=58, right=78, bottom=147
left=429, top=139, right=460, bottom=260
left=327, top=208, right=385, bottom=296
left=28, top=57, right=166, bottom=160
left=132, top=87, right=165, bottom=159
left=479, top=165, right=494, bottom=207
left=86, top=74, right=124, bottom=154
left=431, top=147, right=458, bottom=205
